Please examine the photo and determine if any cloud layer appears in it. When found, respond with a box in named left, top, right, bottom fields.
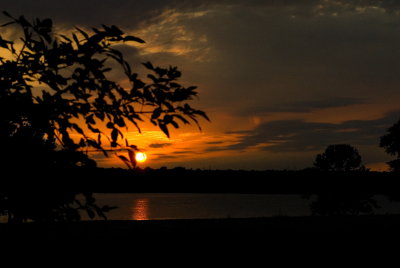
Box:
left=2, top=0, right=400, bottom=169
left=216, top=111, right=400, bottom=153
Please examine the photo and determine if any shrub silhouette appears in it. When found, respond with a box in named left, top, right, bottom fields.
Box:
left=308, top=144, right=378, bottom=216
left=380, top=119, right=400, bottom=172
left=0, top=12, right=208, bottom=222
left=314, top=144, right=362, bottom=172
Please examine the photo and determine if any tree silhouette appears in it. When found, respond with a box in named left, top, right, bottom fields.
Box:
left=308, top=144, right=378, bottom=216
left=380, top=119, right=400, bottom=172
left=0, top=12, right=208, bottom=222
left=314, top=144, right=363, bottom=172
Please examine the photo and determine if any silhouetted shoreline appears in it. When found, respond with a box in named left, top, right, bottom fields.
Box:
left=2, top=168, right=400, bottom=237
left=43, top=167, right=400, bottom=195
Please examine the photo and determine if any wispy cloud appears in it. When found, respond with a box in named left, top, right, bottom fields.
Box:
left=213, top=110, right=400, bottom=153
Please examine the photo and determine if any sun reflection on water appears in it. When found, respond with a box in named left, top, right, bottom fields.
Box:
left=132, top=199, right=149, bottom=220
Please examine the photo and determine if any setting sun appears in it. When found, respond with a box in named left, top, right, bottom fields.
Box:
left=135, top=152, right=147, bottom=163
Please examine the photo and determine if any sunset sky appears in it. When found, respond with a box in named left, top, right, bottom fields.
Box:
left=2, top=0, right=400, bottom=170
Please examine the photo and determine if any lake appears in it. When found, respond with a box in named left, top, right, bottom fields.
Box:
left=89, top=193, right=311, bottom=220
left=1, top=193, right=399, bottom=222
left=86, top=193, right=400, bottom=221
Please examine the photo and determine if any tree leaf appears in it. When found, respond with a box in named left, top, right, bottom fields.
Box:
left=41, top=18, right=52, bottom=29
left=86, top=209, right=95, bottom=219
left=151, top=107, right=162, bottom=120
left=75, top=27, right=89, bottom=39
left=2, top=11, right=12, bottom=18
left=171, top=120, right=179, bottom=129
left=117, top=155, right=132, bottom=169
left=71, top=123, right=84, bottom=134
left=88, top=124, right=100, bottom=133
left=129, top=145, right=139, bottom=150
left=72, top=33, right=80, bottom=46
left=128, top=149, right=136, bottom=167
left=159, top=123, right=170, bottom=138
left=111, top=128, right=118, bottom=142
left=194, top=110, right=210, bottom=121
left=174, top=114, right=190, bottom=125
left=0, top=37, right=10, bottom=49
left=0, top=20, right=15, bottom=27
left=86, top=114, right=95, bottom=124
left=123, top=35, right=145, bottom=43
left=142, top=61, right=154, bottom=70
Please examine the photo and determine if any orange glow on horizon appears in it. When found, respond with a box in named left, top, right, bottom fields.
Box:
left=68, top=103, right=396, bottom=171
left=366, top=162, right=390, bottom=172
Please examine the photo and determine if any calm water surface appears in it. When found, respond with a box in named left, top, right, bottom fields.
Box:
left=87, top=193, right=400, bottom=221
left=1, top=193, right=399, bottom=222
left=90, top=193, right=310, bottom=220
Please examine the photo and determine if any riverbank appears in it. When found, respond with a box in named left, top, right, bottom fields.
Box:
left=2, top=215, right=400, bottom=239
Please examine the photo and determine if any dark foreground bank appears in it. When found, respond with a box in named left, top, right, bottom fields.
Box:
left=2, top=215, right=400, bottom=238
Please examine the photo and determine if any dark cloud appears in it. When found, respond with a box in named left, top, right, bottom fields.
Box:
left=239, top=97, right=366, bottom=116
left=213, top=110, right=400, bottom=153
left=1, top=0, right=288, bottom=28
left=4, top=0, right=399, bottom=28
left=174, top=150, right=196, bottom=155
left=148, top=143, right=172, bottom=149
left=152, top=150, right=195, bottom=160
left=152, top=154, right=180, bottom=160
left=205, top=141, right=225, bottom=145
left=1, top=0, right=171, bottom=27
left=172, top=1, right=400, bottom=118
left=316, top=0, right=400, bottom=14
